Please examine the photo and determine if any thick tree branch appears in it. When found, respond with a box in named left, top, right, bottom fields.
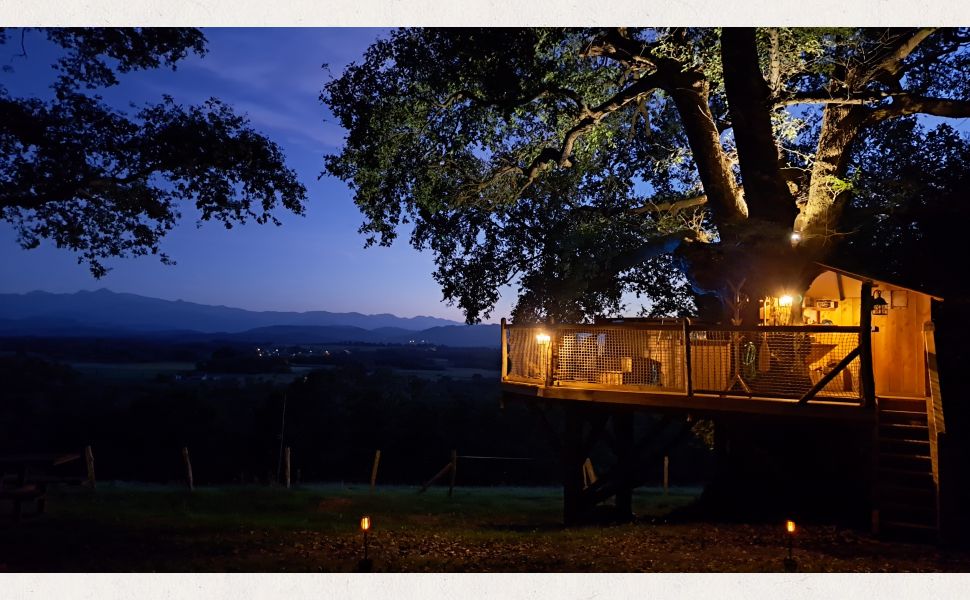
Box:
left=582, top=28, right=659, bottom=71
left=515, top=73, right=665, bottom=190
left=869, top=28, right=937, bottom=79
left=867, top=94, right=970, bottom=122
left=720, top=27, right=796, bottom=225
left=628, top=195, right=708, bottom=215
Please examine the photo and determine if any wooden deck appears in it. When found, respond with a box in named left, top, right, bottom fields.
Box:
left=500, top=318, right=877, bottom=422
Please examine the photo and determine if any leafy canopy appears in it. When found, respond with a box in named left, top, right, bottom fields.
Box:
left=323, top=28, right=970, bottom=323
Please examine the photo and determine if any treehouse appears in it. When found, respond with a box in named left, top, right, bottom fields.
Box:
left=500, top=264, right=945, bottom=537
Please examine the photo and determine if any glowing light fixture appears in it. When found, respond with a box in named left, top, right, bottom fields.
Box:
left=778, top=295, right=794, bottom=307
left=535, top=333, right=551, bottom=344
left=872, top=290, right=889, bottom=316
left=784, top=519, right=797, bottom=571
left=358, top=515, right=373, bottom=571
left=790, top=231, right=802, bottom=244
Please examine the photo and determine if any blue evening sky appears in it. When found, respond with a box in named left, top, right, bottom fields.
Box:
left=0, top=28, right=517, bottom=321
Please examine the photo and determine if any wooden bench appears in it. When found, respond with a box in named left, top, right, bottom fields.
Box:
left=0, top=482, right=47, bottom=519
left=0, top=453, right=82, bottom=520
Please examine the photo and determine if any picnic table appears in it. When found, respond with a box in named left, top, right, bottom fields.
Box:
left=0, top=453, right=82, bottom=519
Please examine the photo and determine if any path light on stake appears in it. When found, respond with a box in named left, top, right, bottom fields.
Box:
left=784, top=519, right=797, bottom=572
left=357, top=516, right=373, bottom=572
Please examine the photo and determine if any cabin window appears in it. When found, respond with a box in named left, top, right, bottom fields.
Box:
left=891, top=290, right=908, bottom=309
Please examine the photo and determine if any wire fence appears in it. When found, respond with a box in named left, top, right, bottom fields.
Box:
left=503, top=322, right=862, bottom=403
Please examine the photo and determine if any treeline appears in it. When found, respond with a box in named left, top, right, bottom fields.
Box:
left=0, top=354, right=714, bottom=487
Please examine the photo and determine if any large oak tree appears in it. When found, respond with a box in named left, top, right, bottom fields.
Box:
left=1, top=28, right=307, bottom=277
left=323, top=28, right=970, bottom=323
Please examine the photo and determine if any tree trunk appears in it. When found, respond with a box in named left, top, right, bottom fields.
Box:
left=667, top=72, right=747, bottom=225
left=720, top=27, right=797, bottom=226
left=800, top=105, right=868, bottom=243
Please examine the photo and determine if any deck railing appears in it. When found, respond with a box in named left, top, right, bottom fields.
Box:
left=501, top=319, right=867, bottom=406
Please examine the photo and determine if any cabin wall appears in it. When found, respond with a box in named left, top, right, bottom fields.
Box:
left=871, top=287, right=931, bottom=398
left=804, top=271, right=931, bottom=399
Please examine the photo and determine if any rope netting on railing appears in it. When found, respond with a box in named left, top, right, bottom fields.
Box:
left=503, top=322, right=862, bottom=403
left=688, top=329, right=862, bottom=400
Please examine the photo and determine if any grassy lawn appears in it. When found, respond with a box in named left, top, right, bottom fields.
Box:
left=1, top=484, right=968, bottom=572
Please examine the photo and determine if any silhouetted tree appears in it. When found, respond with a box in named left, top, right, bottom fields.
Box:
left=0, top=28, right=307, bottom=276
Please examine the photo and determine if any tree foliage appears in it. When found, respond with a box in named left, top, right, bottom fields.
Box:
left=323, top=28, right=970, bottom=323
left=0, top=28, right=307, bottom=277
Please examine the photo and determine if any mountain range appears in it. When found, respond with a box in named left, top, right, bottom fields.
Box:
left=0, top=289, right=499, bottom=348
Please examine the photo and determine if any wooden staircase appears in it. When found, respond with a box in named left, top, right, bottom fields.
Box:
left=875, top=396, right=940, bottom=539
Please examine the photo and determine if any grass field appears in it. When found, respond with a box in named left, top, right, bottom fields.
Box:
left=69, top=361, right=198, bottom=381
left=2, top=484, right=968, bottom=572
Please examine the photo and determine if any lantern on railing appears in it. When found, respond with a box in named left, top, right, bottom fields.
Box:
left=535, top=332, right=552, bottom=382
left=871, top=290, right=889, bottom=316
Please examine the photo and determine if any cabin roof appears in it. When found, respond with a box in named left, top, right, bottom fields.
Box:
left=815, top=262, right=944, bottom=301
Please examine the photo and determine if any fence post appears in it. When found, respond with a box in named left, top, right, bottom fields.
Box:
left=284, top=446, right=291, bottom=489
left=370, top=450, right=381, bottom=493
left=683, top=320, right=693, bottom=396
left=448, top=450, right=458, bottom=497
left=663, top=455, right=670, bottom=496
left=182, top=447, right=194, bottom=492
left=84, top=445, right=96, bottom=489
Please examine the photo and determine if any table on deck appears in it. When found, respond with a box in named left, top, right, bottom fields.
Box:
left=0, top=453, right=81, bottom=518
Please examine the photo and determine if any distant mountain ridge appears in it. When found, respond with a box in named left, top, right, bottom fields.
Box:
left=0, top=289, right=462, bottom=332
left=0, top=289, right=499, bottom=348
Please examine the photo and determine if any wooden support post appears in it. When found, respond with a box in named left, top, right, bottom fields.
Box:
left=923, top=322, right=944, bottom=536
left=500, top=318, right=508, bottom=381
left=370, top=450, right=381, bottom=493
left=582, top=458, right=597, bottom=487
left=84, top=445, right=96, bottom=489
left=663, top=455, right=670, bottom=496
left=613, top=411, right=635, bottom=521
left=562, top=406, right=586, bottom=525
left=859, top=281, right=876, bottom=410
left=284, top=447, right=291, bottom=489
left=182, top=447, right=194, bottom=492
left=448, top=450, right=457, bottom=498
left=683, top=320, right=693, bottom=396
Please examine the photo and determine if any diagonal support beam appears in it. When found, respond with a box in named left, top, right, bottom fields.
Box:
left=799, top=346, right=861, bottom=403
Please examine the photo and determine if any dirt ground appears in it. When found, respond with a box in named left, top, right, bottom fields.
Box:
left=1, top=484, right=967, bottom=572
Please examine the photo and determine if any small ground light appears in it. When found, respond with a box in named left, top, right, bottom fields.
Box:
left=784, top=519, right=797, bottom=572
left=357, top=516, right=373, bottom=572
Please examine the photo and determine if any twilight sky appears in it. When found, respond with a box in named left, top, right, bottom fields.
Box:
left=0, top=28, right=516, bottom=322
